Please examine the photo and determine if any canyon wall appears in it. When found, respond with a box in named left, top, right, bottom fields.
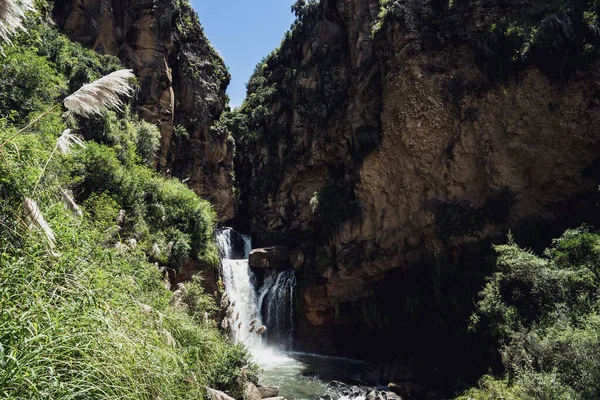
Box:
left=233, top=0, right=600, bottom=381
left=52, top=0, right=235, bottom=221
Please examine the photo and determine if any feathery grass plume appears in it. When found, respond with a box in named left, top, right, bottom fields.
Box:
left=116, top=209, right=125, bottom=225
left=56, top=129, right=85, bottom=155
left=22, top=197, right=55, bottom=249
left=151, top=243, right=161, bottom=258
left=220, top=292, right=229, bottom=308
left=115, top=242, right=129, bottom=254
left=221, top=318, right=229, bottom=331
left=0, top=0, right=34, bottom=45
left=63, top=69, right=135, bottom=117
left=60, top=189, right=82, bottom=217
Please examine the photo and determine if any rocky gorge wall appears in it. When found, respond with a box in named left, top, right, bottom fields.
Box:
left=52, top=0, right=235, bottom=221
left=232, top=0, right=600, bottom=385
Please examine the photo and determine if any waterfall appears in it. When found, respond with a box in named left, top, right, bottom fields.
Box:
left=216, top=227, right=296, bottom=353
left=258, top=269, right=296, bottom=348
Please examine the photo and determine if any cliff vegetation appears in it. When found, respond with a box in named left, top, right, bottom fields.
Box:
left=0, top=4, right=255, bottom=398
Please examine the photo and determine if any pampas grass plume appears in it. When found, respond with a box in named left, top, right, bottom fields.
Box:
left=22, top=197, right=55, bottom=249
left=63, top=69, right=135, bottom=117
left=56, top=129, right=86, bottom=155
left=60, top=189, right=82, bottom=217
left=0, top=0, right=35, bottom=45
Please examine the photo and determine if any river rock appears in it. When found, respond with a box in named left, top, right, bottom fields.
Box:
left=321, top=381, right=400, bottom=400
left=257, top=385, right=280, bottom=398
left=243, top=382, right=263, bottom=400
left=249, top=246, right=291, bottom=268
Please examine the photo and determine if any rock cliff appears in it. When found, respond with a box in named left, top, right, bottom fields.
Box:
left=52, top=0, right=235, bottom=221
left=232, top=0, right=600, bottom=383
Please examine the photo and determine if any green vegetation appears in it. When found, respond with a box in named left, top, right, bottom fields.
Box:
left=460, top=227, right=600, bottom=399
left=0, top=9, right=255, bottom=400
left=373, top=0, right=600, bottom=82
left=174, top=0, right=230, bottom=88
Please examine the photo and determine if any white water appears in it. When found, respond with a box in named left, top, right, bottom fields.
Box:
left=258, top=268, right=297, bottom=348
left=217, top=228, right=265, bottom=350
left=216, top=228, right=372, bottom=400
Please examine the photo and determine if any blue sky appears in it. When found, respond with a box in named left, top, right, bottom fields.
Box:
left=190, top=0, right=296, bottom=109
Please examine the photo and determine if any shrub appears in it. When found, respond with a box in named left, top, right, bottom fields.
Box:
left=463, top=227, right=600, bottom=399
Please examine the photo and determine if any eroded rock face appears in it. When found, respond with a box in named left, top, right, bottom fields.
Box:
left=52, top=0, right=235, bottom=221
left=235, top=0, right=600, bottom=382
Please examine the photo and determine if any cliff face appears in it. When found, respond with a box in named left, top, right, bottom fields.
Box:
left=235, top=0, right=600, bottom=377
left=52, top=0, right=235, bottom=221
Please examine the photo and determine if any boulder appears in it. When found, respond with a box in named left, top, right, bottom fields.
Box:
left=257, top=385, right=280, bottom=398
left=207, top=388, right=236, bottom=400
left=249, top=246, right=291, bottom=268
left=243, top=382, right=262, bottom=400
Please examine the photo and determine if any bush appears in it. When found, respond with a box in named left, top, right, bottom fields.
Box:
left=0, top=47, right=65, bottom=122
left=463, top=227, right=600, bottom=399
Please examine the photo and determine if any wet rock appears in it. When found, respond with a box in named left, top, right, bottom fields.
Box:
left=249, top=246, right=291, bottom=268
left=257, top=385, right=280, bottom=398
left=320, top=381, right=400, bottom=400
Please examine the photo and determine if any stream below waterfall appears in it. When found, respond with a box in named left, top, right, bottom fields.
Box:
left=216, top=228, right=379, bottom=400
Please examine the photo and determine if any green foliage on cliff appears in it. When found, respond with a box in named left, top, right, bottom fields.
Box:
left=460, top=227, right=600, bottom=399
left=174, top=0, right=230, bottom=88
left=374, top=0, right=600, bottom=82
left=0, top=12, right=254, bottom=400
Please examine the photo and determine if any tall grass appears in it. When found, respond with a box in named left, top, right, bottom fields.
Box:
left=0, top=10, right=255, bottom=400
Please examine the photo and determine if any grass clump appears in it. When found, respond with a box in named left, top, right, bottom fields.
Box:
left=0, top=10, right=256, bottom=400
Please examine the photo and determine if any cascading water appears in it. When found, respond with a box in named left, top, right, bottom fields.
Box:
left=217, top=228, right=263, bottom=350
left=258, top=269, right=296, bottom=348
left=216, top=227, right=296, bottom=352
left=215, top=228, right=375, bottom=400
